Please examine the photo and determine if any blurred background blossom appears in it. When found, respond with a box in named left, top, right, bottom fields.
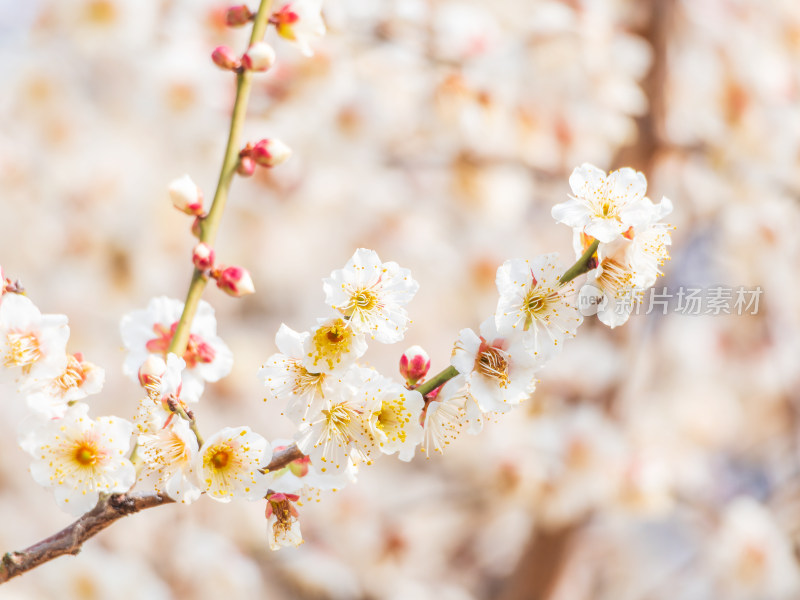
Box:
left=2, top=0, right=800, bottom=598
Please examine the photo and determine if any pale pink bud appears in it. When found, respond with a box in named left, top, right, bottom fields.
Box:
left=242, top=42, right=276, bottom=72
left=216, top=266, right=255, bottom=297
left=237, top=155, right=256, bottom=177
left=225, top=4, right=253, bottom=27
left=399, top=345, right=430, bottom=385
left=211, top=45, right=240, bottom=71
left=251, top=138, right=291, bottom=168
left=192, top=242, right=215, bottom=271
left=168, top=175, right=204, bottom=215
left=138, top=355, right=167, bottom=388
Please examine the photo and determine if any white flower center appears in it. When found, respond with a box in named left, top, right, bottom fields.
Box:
left=476, top=347, right=510, bottom=388
left=596, top=259, right=637, bottom=299
left=5, top=332, right=41, bottom=368
left=310, top=318, right=355, bottom=370
left=55, top=355, right=86, bottom=392
left=376, top=397, right=410, bottom=443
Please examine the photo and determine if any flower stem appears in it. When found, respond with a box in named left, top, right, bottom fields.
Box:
left=168, top=0, right=273, bottom=357
left=415, top=242, right=601, bottom=397
left=415, top=365, right=459, bottom=398
left=559, top=239, right=599, bottom=285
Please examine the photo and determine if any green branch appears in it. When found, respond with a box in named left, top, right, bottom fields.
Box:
left=168, top=0, right=274, bottom=358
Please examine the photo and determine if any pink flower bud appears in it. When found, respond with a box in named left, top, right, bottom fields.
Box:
left=211, top=45, right=240, bottom=71
left=216, top=266, right=255, bottom=297
left=237, top=155, right=256, bottom=177
left=399, top=345, right=430, bottom=385
left=168, top=175, right=204, bottom=215
left=138, top=355, right=167, bottom=388
left=242, top=41, right=276, bottom=72
left=192, top=242, right=215, bottom=271
left=251, top=138, right=291, bottom=168
left=225, top=4, right=253, bottom=27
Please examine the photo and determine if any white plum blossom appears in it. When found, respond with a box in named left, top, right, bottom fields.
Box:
left=138, top=417, right=201, bottom=504
left=294, top=367, right=380, bottom=474
left=451, top=318, right=540, bottom=413
left=22, top=352, right=104, bottom=418
left=0, top=293, right=69, bottom=388
left=302, top=315, right=368, bottom=374
left=120, top=296, right=233, bottom=402
left=628, top=196, right=674, bottom=288
left=421, top=375, right=470, bottom=456
left=494, top=253, right=583, bottom=358
left=20, top=403, right=135, bottom=516
left=323, top=248, right=419, bottom=344
left=581, top=238, right=642, bottom=329
left=273, top=0, right=326, bottom=57
left=260, top=324, right=326, bottom=425
left=134, top=353, right=187, bottom=435
left=358, top=373, right=425, bottom=461
left=195, top=426, right=271, bottom=502
left=552, top=163, right=656, bottom=243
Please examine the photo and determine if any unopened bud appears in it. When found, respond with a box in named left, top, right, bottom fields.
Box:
left=251, top=138, right=291, bottom=168
left=168, top=174, right=204, bottom=216
left=192, top=242, right=215, bottom=271
left=211, top=45, right=240, bottom=71
left=225, top=4, right=253, bottom=27
left=237, top=155, right=256, bottom=177
left=242, top=41, right=276, bottom=72
left=138, top=355, right=167, bottom=389
left=399, top=345, right=430, bottom=385
left=215, top=266, right=255, bottom=297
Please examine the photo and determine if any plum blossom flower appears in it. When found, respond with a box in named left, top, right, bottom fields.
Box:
left=580, top=238, right=642, bottom=329
left=22, top=352, right=104, bottom=418
left=421, top=375, right=475, bottom=456
left=294, top=367, right=380, bottom=474
left=138, top=353, right=184, bottom=408
left=451, top=318, right=540, bottom=413
left=260, top=324, right=327, bottom=425
left=358, top=373, right=425, bottom=461
left=120, top=297, right=232, bottom=402
left=494, top=253, right=583, bottom=359
left=552, top=163, right=656, bottom=243
left=302, top=316, right=367, bottom=374
left=195, top=426, right=271, bottom=502
left=0, top=293, right=69, bottom=387
left=265, top=492, right=303, bottom=550
left=138, top=416, right=201, bottom=504
left=628, top=196, right=674, bottom=288
left=20, top=403, right=135, bottom=516
left=272, top=0, right=326, bottom=57
left=323, top=248, right=419, bottom=344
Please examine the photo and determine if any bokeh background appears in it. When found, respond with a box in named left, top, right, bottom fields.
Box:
left=2, top=0, right=800, bottom=598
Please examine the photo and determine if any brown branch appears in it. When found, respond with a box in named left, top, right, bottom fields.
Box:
left=496, top=524, right=581, bottom=600
left=0, top=443, right=305, bottom=584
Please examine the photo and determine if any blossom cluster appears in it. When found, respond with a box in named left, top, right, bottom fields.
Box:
left=4, top=160, right=670, bottom=547
left=256, top=164, right=674, bottom=545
